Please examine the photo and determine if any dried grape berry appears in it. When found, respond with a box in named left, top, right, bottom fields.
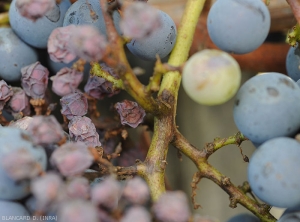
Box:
left=115, top=100, right=146, bottom=128
left=51, top=67, right=83, bottom=96
left=60, top=90, right=88, bottom=120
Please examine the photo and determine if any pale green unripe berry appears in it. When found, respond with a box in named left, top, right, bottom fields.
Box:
left=182, top=49, right=241, bottom=105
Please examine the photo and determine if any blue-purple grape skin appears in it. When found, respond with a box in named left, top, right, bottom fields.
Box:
left=248, top=137, right=300, bottom=208
left=233, top=73, right=300, bottom=144
left=207, top=0, right=270, bottom=54
left=126, top=10, right=177, bottom=61
left=0, top=127, right=47, bottom=200
left=227, top=213, right=259, bottom=222
left=9, top=0, right=71, bottom=49
left=0, top=200, right=30, bottom=219
left=286, top=46, right=300, bottom=81
left=278, top=205, right=300, bottom=222
left=0, top=28, right=38, bottom=82
left=63, top=0, right=121, bottom=36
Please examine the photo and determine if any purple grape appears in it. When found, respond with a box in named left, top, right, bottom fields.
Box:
left=63, top=0, right=121, bottom=36
left=126, top=10, right=177, bottom=61
left=0, top=28, right=38, bottom=82
left=286, top=46, right=300, bottom=81
left=233, top=73, right=300, bottom=144
left=207, top=0, right=270, bottom=54
left=9, top=0, right=71, bottom=48
left=248, top=137, right=300, bottom=208
left=278, top=206, right=300, bottom=222
left=226, top=213, right=259, bottom=222
left=0, top=200, right=30, bottom=221
left=0, top=127, right=47, bottom=200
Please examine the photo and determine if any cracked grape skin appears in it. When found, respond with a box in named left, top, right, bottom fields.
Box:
left=248, top=137, right=300, bottom=208
left=126, top=10, right=177, bottom=61
left=233, top=72, right=300, bottom=144
left=63, top=0, right=122, bottom=36
left=0, top=127, right=47, bottom=200
left=9, top=0, right=71, bottom=49
left=207, top=0, right=270, bottom=54
left=0, top=28, right=38, bottom=82
left=286, top=46, right=300, bottom=81
left=0, top=200, right=30, bottom=219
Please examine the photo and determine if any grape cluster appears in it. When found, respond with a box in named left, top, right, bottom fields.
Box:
left=1, top=0, right=298, bottom=220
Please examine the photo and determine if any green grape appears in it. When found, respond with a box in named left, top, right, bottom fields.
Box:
left=182, top=49, right=241, bottom=105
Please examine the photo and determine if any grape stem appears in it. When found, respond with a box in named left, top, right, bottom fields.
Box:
left=96, top=0, right=160, bottom=114
left=94, top=0, right=277, bottom=221
left=0, top=12, right=9, bottom=27
left=172, top=130, right=276, bottom=221
left=146, top=57, right=183, bottom=93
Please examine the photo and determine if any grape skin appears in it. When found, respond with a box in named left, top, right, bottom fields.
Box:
left=0, top=127, right=47, bottom=200
left=227, top=213, right=259, bottom=222
left=9, top=0, right=71, bottom=48
left=233, top=73, right=300, bottom=144
left=286, top=46, right=300, bottom=81
left=182, top=49, right=241, bottom=105
left=0, top=28, right=38, bottom=82
left=0, top=200, right=30, bottom=221
left=207, top=0, right=270, bottom=54
left=63, top=0, right=121, bottom=36
left=248, top=137, right=300, bottom=208
left=126, top=10, right=177, bottom=61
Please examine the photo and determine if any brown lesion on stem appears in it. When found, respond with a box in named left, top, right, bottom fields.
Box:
left=97, top=0, right=160, bottom=114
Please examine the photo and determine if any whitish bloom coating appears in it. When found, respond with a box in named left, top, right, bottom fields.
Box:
left=69, top=25, right=108, bottom=62
left=16, top=0, right=56, bottom=21
left=48, top=25, right=77, bottom=63
left=122, top=176, right=150, bottom=204
left=27, top=115, right=65, bottom=145
left=120, top=2, right=161, bottom=39
left=50, top=141, right=94, bottom=176
left=152, top=191, right=191, bottom=222
left=58, top=199, right=98, bottom=222
left=91, top=176, right=121, bottom=210
left=115, top=100, right=146, bottom=128
left=21, top=62, right=49, bottom=99
left=121, top=206, right=151, bottom=222
left=1, top=149, right=41, bottom=180
left=51, top=67, right=83, bottom=97
left=68, top=116, right=101, bottom=147
left=31, top=172, right=65, bottom=211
